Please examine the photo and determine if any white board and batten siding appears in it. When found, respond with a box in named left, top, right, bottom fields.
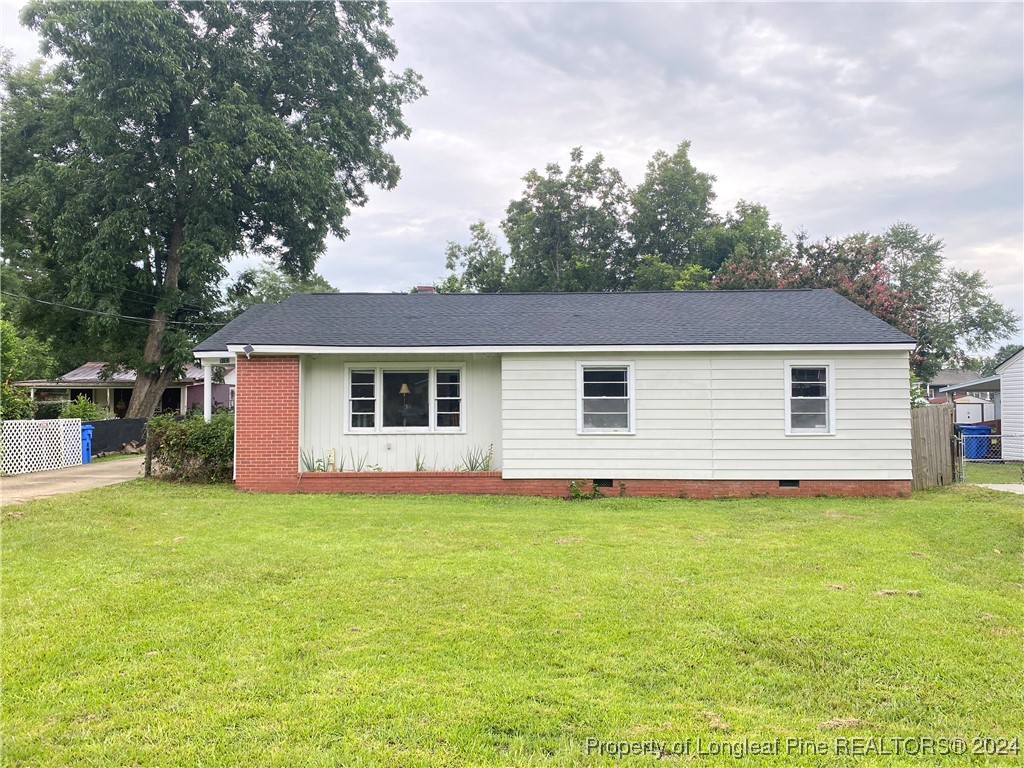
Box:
left=501, top=350, right=912, bottom=481
left=997, top=350, right=1024, bottom=460
left=300, top=353, right=502, bottom=472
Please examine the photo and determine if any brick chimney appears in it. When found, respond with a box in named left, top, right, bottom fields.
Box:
left=414, top=285, right=436, bottom=294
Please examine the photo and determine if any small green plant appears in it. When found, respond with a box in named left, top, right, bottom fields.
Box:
left=459, top=444, right=493, bottom=471
left=349, top=449, right=368, bottom=472
left=300, top=449, right=317, bottom=472
left=415, top=449, right=429, bottom=472
left=301, top=449, right=344, bottom=472
left=367, top=463, right=383, bottom=472
left=568, top=481, right=603, bottom=501
left=60, top=394, right=109, bottom=421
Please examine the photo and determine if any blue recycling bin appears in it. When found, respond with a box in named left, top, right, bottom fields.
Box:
left=957, top=424, right=992, bottom=460
left=81, top=424, right=94, bottom=464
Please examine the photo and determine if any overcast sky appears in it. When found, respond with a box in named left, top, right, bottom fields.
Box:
left=2, top=1, right=1022, bottom=338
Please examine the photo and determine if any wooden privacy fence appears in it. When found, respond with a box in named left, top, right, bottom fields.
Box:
left=911, top=404, right=955, bottom=491
left=1, top=418, right=83, bottom=476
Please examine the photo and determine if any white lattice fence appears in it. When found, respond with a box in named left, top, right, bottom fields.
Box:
left=1, top=419, right=83, bottom=475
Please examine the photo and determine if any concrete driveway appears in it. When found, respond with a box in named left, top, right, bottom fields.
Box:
left=976, top=483, right=1024, bottom=495
left=1, top=457, right=144, bottom=506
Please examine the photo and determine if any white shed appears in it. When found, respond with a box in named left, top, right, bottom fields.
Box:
left=952, top=396, right=996, bottom=425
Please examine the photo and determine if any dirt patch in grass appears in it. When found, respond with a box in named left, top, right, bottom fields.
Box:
left=701, top=711, right=731, bottom=731
left=824, top=510, right=859, bottom=520
left=821, top=717, right=873, bottom=729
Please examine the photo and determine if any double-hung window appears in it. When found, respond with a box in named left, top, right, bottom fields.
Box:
left=785, top=362, right=834, bottom=435
left=346, top=366, right=463, bottom=433
left=578, top=362, right=635, bottom=434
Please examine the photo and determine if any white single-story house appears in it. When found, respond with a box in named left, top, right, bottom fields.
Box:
left=193, top=289, right=916, bottom=498
left=16, top=361, right=234, bottom=417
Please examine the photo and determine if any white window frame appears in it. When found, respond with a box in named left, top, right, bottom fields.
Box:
left=576, top=361, right=636, bottom=436
left=343, top=363, right=467, bottom=435
left=784, top=360, right=836, bottom=436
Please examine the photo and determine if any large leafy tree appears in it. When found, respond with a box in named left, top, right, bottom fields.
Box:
left=877, top=223, right=1019, bottom=378
left=503, top=147, right=630, bottom=292
left=628, top=141, right=717, bottom=269
left=442, top=221, right=509, bottom=294
left=2, top=1, right=423, bottom=416
left=224, top=260, right=338, bottom=317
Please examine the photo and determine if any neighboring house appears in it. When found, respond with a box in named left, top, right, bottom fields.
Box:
left=995, top=348, right=1023, bottom=460
left=926, top=369, right=988, bottom=400
left=15, top=361, right=234, bottom=417
left=938, top=346, right=1024, bottom=462
left=193, top=289, right=917, bottom=498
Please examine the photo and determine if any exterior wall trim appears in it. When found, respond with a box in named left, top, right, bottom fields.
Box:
left=224, top=343, right=917, bottom=356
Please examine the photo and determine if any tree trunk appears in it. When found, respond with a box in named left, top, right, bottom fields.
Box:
left=127, top=367, right=177, bottom=419
left=125, top=214, right=185, bottom=419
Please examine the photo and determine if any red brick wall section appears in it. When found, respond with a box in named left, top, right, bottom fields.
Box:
left=235, top=356, right=300, bottom=491
left=244, top=471, right=911, bottom=498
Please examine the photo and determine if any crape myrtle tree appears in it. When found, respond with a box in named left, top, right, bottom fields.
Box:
left=1, top=1, right=424, bottom=417
left=713, top=224, right=1020, bottom=379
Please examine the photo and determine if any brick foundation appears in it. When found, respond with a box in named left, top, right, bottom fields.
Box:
left=243, top=471, right=911, bottom=498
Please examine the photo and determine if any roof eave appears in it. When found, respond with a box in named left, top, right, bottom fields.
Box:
left=938, top=375, right=1002, bottom=393
left=221, top=342, right=917, bottom=355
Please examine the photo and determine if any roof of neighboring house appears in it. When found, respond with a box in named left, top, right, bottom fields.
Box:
left=995, top=347, right=1024, bottom=373
left=938, top=375, right=1001, bottom=394
left=14, top=362, right=233, bottom=388
left=194, top=289, right=915, bottom=353
left=927, top=369, right=984, bottom=387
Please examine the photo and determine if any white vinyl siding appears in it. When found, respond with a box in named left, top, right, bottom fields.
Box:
left=301, top=354, right=501, bottom=471
left=501, top=350, right=911, bottom=480
left=997, top=352, right=1023, bottom=460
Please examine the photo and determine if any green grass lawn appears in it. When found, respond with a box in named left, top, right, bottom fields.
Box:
left=964, top=461, right=1024, bottom=485
left=3, top=483, right=1022, bottom=766
left=89, top=453, right=143, bottom=464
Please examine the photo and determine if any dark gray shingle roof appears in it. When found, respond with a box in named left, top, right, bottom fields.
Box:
left=195, top=289, right=914, bottom=353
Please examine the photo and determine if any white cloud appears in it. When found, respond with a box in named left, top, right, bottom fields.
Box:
left=4, top=1, right=1022, bottom=340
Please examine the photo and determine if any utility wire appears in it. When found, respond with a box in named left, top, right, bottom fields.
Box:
left=0, top=290, right=225, bottom=327
left=2, top=263, right=213, bottom=313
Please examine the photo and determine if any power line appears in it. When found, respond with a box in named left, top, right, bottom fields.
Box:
left=0, top=290, right=225, bottom=328
left=2, top=263, right=213, bottom=314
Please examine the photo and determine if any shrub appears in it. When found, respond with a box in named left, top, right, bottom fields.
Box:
left=34, top=401, right=70, bottom=420
left=1, top=385, right=35, bottom=420
left=60, top=394, right=110, bottom=421
left=147, top=411, right=234, bottom=483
